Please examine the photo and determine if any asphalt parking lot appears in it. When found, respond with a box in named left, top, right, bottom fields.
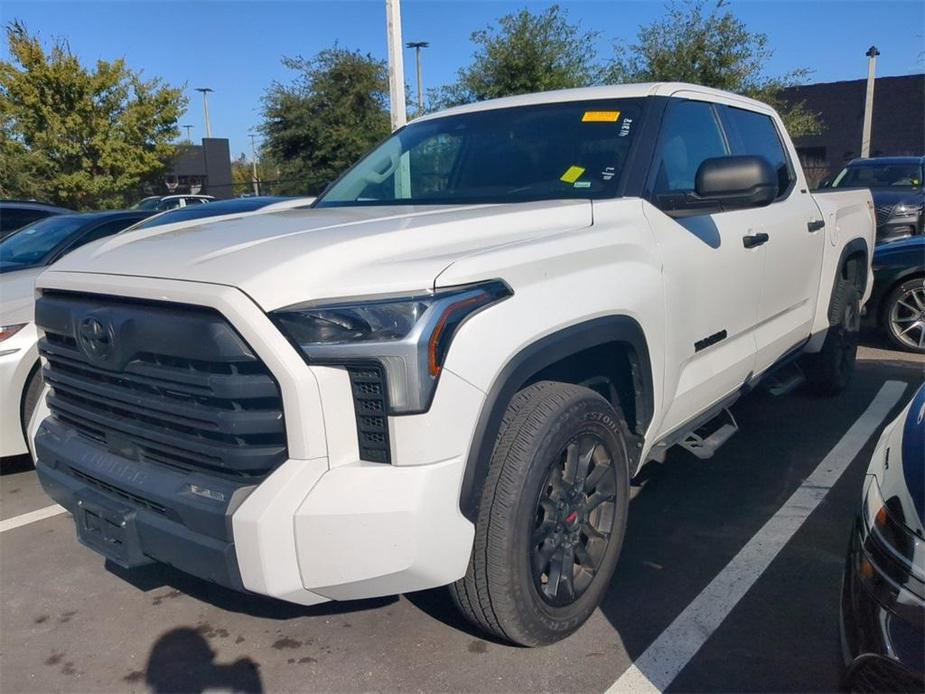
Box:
left=1, top=338, right=922, bottom=694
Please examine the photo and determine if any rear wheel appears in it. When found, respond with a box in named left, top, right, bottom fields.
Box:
left=450, top=381, right=631, bottom=646
left=882, top=277, right=925, bottom=354
left=806, top=285, right=861, bottom=396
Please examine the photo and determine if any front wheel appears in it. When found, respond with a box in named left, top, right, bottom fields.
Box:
left=882, top=277, right=925, bottom=354
left=450, top=381, right=631, bottom=646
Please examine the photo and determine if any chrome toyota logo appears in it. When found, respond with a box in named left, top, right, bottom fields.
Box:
left=77, top=316, right=115, bottom=362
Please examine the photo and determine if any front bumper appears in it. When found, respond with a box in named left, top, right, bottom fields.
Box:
left=0, top=322, right=39, bottom=458
left=841, top=520, right=925, bottom=692
left=32, top=271, right=481, bottom=605
left=876, top=214, right=923, bottom=245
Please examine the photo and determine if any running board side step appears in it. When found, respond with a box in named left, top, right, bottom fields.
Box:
left=678, top=408, right=739, bottom=460
left=763, top=362, right=806, bottom=396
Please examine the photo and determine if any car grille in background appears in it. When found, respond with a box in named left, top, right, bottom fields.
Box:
left=874, top=203, right=894, bottom=225
left=848, top=654, right=924, bottom=693
left=346, top=365, right=391, bottom=464
left=35, top=291, right=287, bottom=478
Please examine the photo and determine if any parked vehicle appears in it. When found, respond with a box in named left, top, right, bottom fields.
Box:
left=131, top=194, right=215, bottom=211
left=0, top=210, right=152, bottom=458
left=0, top=200, right=72, bottom=240
left=865, top=236, right=925, bottom=353
left=841, top=384, right=924, bottom=693
left=828, top=157, right=925, bottom=245
left=30, top=83, right=876, bottom=646
left=128, top=196, right=315, bottom=230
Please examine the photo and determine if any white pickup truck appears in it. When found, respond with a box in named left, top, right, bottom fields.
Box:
left=31, top=83, right=874, bottom=646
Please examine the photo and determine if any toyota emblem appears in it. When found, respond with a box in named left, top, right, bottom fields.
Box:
left=77, top=316, right=115, bottom=362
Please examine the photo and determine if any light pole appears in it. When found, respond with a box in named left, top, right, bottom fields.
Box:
left=249, top=133, right=260, bottom=196
left=406, top=41, right=429, bottom=115
left=861, top=46, right=879, bottom=159
left=182, top=124, right=193, bottom=142
left=385, top=0, right=407, bottom=130
left=195, top=87, right=214, bottom=138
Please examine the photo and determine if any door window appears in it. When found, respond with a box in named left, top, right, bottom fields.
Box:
left=651, top=100, right=728, bottom=202
left=722, top=107, right=794, bottom=197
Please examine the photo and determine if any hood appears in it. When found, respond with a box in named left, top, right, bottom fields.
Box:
left=871, top=188, right=924, bottom=208
left=0, top=266, right=43, bottom=324
left=43, top=201, right=592, bottom=311
left=873, top=234, right=925, bottom=266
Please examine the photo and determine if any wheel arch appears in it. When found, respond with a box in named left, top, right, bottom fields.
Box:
left=879, top=269, right=925, bottom=324
left=828, top=238, right=869, bottom=324
left=458, top=315, right=653, bottom=523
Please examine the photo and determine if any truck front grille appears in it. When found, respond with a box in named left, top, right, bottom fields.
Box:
left=36, top=291, right=287, bottom=477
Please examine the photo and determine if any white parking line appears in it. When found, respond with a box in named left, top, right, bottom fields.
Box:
left=0, top=504, right=68, bottom=533
left=606, top=380, right=908, bottom=694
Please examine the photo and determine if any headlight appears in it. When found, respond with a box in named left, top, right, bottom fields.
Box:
left=892, top=201, right=924, bottom=217
left=0, top=323, right=26, bottom=343
left=861, top=476, right=924, bottom=582
left=273, top=281, right=512, bottom=414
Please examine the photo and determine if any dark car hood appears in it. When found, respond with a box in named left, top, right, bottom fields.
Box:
left=880, top=385, right=925, bottom=535
left=870, top=188, right=924, bottom=208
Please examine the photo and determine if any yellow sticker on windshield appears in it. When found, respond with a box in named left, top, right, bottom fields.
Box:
left=582, top=110, right=620, bottom=122
left=560, top=165, right=586, bottom=183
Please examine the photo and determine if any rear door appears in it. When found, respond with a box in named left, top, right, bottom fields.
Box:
left=719, top=105, right=825, bottom=373
left=644, top=98, right=763, bottom=436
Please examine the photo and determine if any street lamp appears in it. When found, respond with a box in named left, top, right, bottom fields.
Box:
left=385, top=0, right=407, bottom=130
left=861, top=46, right=879, bottom=159
left=406, top=41, right=429, bottom=115
left=249, top=133, right=260, bottom=196
left=195, top=87, right=214, bottom=138
left=182, top=124, right=193, bottom=142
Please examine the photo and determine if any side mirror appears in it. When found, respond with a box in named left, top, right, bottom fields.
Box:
left=693, top=155, right=778, bottom=211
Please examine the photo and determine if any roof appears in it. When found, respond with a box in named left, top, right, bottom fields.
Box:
left=0, top=200, right=72, bottom=213
left=413, top=82, right=774, bottom=123
left=52, top=210, right=152, bottom=224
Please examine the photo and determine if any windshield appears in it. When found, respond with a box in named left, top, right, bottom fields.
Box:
left=317, top=99, right=644, bottom=207
left=0, top=215, right=87, bottom=271
left=132, top=197, right=162, bottom=210
left=832, top=163, right=923, bottom=189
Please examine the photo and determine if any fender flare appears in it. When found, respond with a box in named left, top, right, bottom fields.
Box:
left=458, top=315, right=653, bottom=523
left=827, top=237, right=869, bottom=324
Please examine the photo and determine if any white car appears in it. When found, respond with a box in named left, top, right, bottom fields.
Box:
left=31, top=83, right=875, bottom=646
left=0, top=210, right=152, bottom=457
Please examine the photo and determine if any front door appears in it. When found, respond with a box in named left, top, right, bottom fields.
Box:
left=644, top=98, right=764, bottom=437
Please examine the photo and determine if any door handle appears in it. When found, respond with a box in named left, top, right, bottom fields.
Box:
left=807, top=219, right=825, bottom=232
left=743, top=232, right=769, bottom=248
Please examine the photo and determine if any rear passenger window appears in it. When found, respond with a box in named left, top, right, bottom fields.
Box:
left=723, top=107, right=794, bottom=197
left=651, top=100, right=729, bottom=199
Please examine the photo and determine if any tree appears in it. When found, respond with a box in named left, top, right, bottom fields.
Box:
left=605, top=0, right=820, bottom=136
left=230, top=153, right=278, bottom=197
left=260, top=48, right=390, bottom=195
left=0, top=22, right=186, bottom=209
left=434, top=4, right=601, bottom=108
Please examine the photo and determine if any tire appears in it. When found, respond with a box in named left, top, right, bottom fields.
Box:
left=881, top=277, right=925, bottom=354
left=449, top=381, right=631, bottom=646
left=20, top=364, right=43, bottom=450
left=806, top=284, right=861, bottom=396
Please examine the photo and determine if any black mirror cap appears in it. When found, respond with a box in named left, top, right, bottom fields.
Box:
left=694, top=155, right=778, bottom=210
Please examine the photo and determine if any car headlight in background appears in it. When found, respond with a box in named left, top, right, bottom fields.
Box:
left=861, top=475, right=924, bottom=583
left=273, top=280, right=512, bottom=414
left=0, top=323, right=26, bottom=342
left=891, top=201, right=924, bottom=217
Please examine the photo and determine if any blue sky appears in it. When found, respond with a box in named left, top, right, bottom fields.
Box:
left=2, top=0, right=923, bottom=157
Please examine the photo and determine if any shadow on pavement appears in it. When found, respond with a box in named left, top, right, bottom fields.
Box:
left=106, top=560, right=398, bottom=620
left=140, top=627, right=263, bottom=693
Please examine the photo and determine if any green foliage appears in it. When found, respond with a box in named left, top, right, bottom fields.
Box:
left=434, top=4, right=601, bottom=108
left=261, top=47, right=391, bottom=195
left=0, top=21, right=186, bottom=209
left=605, top=0, right=821, bottom=137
